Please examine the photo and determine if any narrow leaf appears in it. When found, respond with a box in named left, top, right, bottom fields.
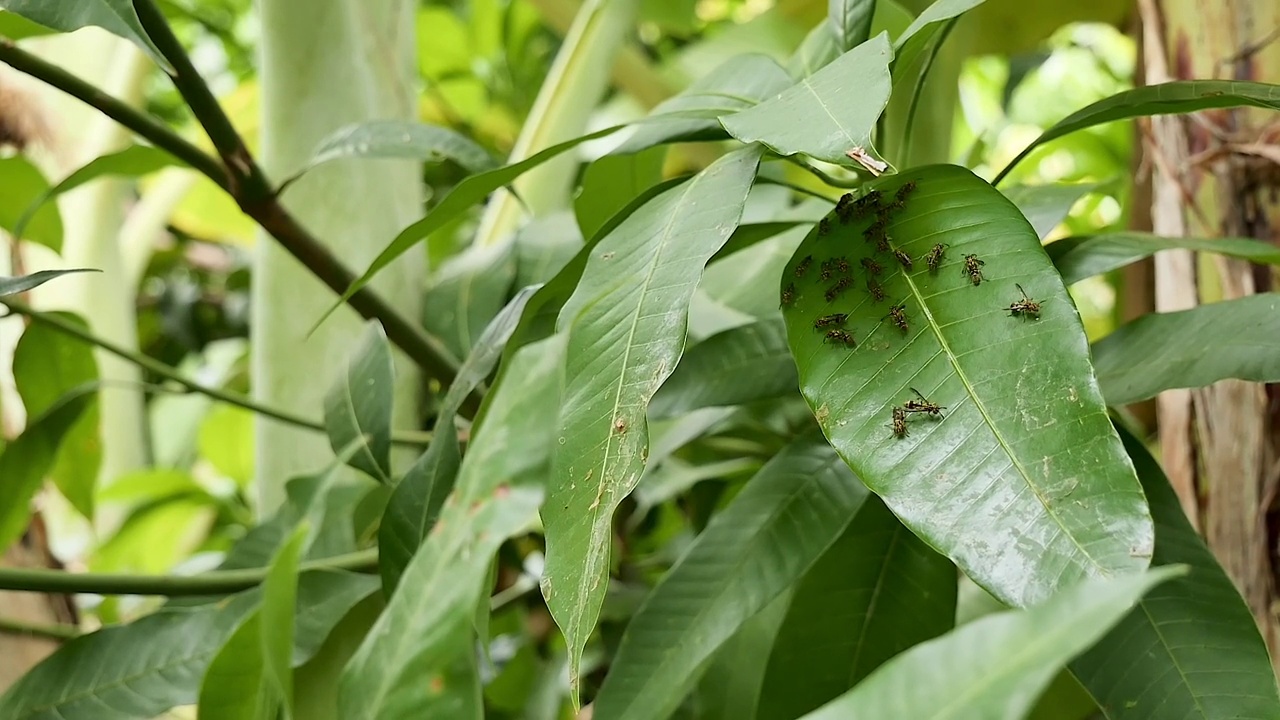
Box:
left=894, top=0, right=986, bottom=50
left=540, top=146, right=762, bottom=694
left=261, top=525, right=308, bottom=719
left=1094, top=294, right=1280, bottom=406
left=574, top=149, right=665, bottom=239
left=649, top=319, right=796, bottom=419
left=722, top=34, right=893, bottom=167
left=323, top=324, right=394, bottom=483
left=757, top=498, right=957, bottom=720
left=696, top=592, right=792, bottom=719
left=0, top=0, right=169, bottom=70
left=287, top=120, right=498, bottom=186
left=799, top=568, right=1183, bottom=720
left=829, top=0, right=875, bottom=51
left=0, top=268, right=99, bottom=296
left=421, top=242, right=516, bottom=361
left=593, top=434, right=871, bottom=720
left=1002, top=182, right=1099, bottom=240
left=1070, top=425, right=1280, bottom=720
left=1049, top=232, right=1280, bottom=285
left=781, top=165, right=1153, bottom=607
left=996, top=81, right=1280, bottom=184
left=198, top=612, right=275, bottom=720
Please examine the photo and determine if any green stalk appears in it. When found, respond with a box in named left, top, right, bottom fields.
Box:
left=0, top=617, right=81, bottom=641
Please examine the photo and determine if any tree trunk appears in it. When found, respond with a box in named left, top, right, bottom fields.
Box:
left=1142, top=0, right=1280, bottom=672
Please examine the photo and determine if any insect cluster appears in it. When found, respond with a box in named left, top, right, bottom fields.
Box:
left=781, top=177, right=1047, bottom=439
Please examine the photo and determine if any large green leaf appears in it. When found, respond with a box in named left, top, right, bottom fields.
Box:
left=1002, top=182, right=1099, bottom=240
left=0, top=269, right=99, bottom=296
left=540, top=146, right=761, bottom=694
left=780, top=164, right=1153, bottom=607
left=198, top=611, right=274, bottom=720
left=995, top=81, right=1280, bottom=184
left=695, top=592, right=792, bottom=719
left=379, top=286, right=537, bottom=592
left=829, top=0, right=875, bottom=51
left=722, top=34, right=892, bottom=168
left=0, top=10, right=56, bottom=39
left=260, top=526, right=307, bottom=720
left=323, top=324, right=394, bottom=484
left=514, top=212, right=582, bottom=288
left=573, top=149, right=665, bottom=240
left=892, top=0, right=985, bottom=67
left=339, top=336, right=563, bottom=720
left=285, top=120, right=498, bottom=186
left=649, top=319, right=795, bottom=419
left=789, top=1, right=914, bottom=78
left=420, top=241, right=516, bottom=361
left=592, top=434, right=871, bottom=720
left=0, top=0, right=168, bottom=69
left=0, top=387, right=94, bottom=553
left=797, top=568, right=1182, bottom=720
left=1048, top=232, right=1280, bottom=285
left=756, top=497, right=957, bottom=720
left=1069, top=425, right=1280, bottom=720
left=613, top=55, right=792, bottom=156
left=12, top=312, right=100, bottom=517
left=1093, top=294, right=1280, bottom=406
left=0, top=156, right=65, bottom=250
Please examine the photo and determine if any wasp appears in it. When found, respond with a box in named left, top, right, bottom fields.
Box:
left=818, top=217, right=831, bottom=236
left=903, top=388, right=945, bottom=418
left=887, top=303, right=908, bottom=333
left=781, top=282, right=796, bottom=307
left=835, top=193, right=855, bottom=220
left=1006, top=283, right=1042, bottom=320
left=819, top=259, right=835, bottom=281
left=860, top=257, right=883, bottom=275
left=890, top=406, right=909, bottom=438
left=825, top=276, right=853, bottom=302
left=824, top=329, right=857, bottom=347
left=862, top=219, right=887, bottom=243
left=875, top=234, right=891, bottom=253
left=893, top=249, right=913, bottom=270
left=853, top=190, right=883, bottom=218
left=867, top=278, right=886, bottom=303
left=795, top=255, right=813, bottom=278
left=836, top=257, right=852, bottom=275
left=961, top=253, right=986, bottom=286
left=924, top=243, right=948, bottom=273
left=895, top=181, right=917, bottom=202
left=814, top=313, right=848, bottom=329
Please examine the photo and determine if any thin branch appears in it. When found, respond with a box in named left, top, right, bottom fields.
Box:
left=0, top=549, right=378, bottom=596
left=0, top=616, right=82, bottom=641
left=0, top=298, right=433, bottom=447
left=0, top=39, right=228, bottom=187
left=783, top=156, right=863, bottom=188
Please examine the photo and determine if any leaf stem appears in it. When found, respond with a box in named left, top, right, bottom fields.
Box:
left=0, top=617, right=82, bottom=641
left=784, top=156, right=863, bottom=188
left=0, top=549, right=378, bottom=596
left=0, top=298, right=432, bottom=447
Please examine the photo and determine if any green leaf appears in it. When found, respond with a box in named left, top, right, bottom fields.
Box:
left=261, top=525, right=308, bottom=720
left=695, top=592, right=792, bottom=719
left=798, top=568, right=1183, bottom=720
left=514, top=212, right=583, bottom=288
left=292, top=571, right=380, bottom=665
left=14, top=145, right=178, bottom=241
left=829, top=0, right=875, bottom=51
left=995, top=81, right=1280, bottom=184
left=614, top=55, right=793, bottom=155
left=540, top=146, right=762, bottom=694
left=0, top=268, right=100, bottom=296
left=790, top=1, right=914, bottom=78
left=593, top=434, right=870, bottom=720
left=573, top=148, right=666, bottom=240
left=286, top=120, right=498, bottom=185
left=649, top=319, right=796, bottom=419
left=421, top=241, right=516, bottom=361
left=323, top=323, right=394, bottom=484
left=0, top=386, right=94, bottom=553
left=1048, top=232, right=1280, bottom=285
left=1002, top=182, right=1099, bottom=240
left=199, top=611, right=275, bottom=720
left=722, top=34, right=893, bottom=168
left=379, top=285, right=538, bottom=592
left=894, top=0, right=986, bottom=52
left=0, top=9, right=56, bottom=39
left=1094, top=294, right=1280, bottom=406
left=0, top=0, right=168, bottom=68
left=340, top=335, right=563, bottom=720
left=198, top=404, right=255, bottom=490
left=0, top=156, right=65, bottom=250
left=1070, top=425, right=1280, bottom=720
left=12, top=312, right=100, bottom=517
left=781, top=165, right=1153, bottom=607
left=316, top=124, right=627, bottom=330
left=756, top=497, right=957, bottom=719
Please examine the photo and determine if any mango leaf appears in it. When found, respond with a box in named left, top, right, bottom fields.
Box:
left=829, top=0, right=875, bottom=51
left=1048, top=232, right=1280, bottom=285
left=323, top=323, right=394, bottom=484
left=514, top=212, right=583, bottom=288
left=798, top=568, right=1183, bottom=720
left=14, top=145, right=178, bottom=241
left=695, top=592, right=792, bottom=719
left=1070, top=425, right=1280, bottom=720
left=0, top=0, right=169, bottom=69
left=892, top=0, right=985, bottom=69
left=0, top=268, right=100, bottom=296
left=649, top=319, right=796, bottom=419
left=756, top=497, right=957, bottom=720
left=788, top=22, right=842, bottom=79
left=1002, top=182, right=1099, bottom=240
left=198, top=611, right=275, bottom=720
left=539, top=146, right=762, bottom=694
left=780, top=165, right=1153, bottom=608
left=1093, top=294, right=1280, bottom=406
left=285, top=120, right=498, bottom=188
left=379, top=285, right=538, bottom=592
left=0, top=386, right=94, bottom=553
left=0, top=10, right=56, bottom=39
left=995, top=80, right=1280, bottom=184
left=291, top=571, right=380, bottom=665
left=340, top=335, right=563, bottom=720
left=261, top=525, right=308, bottom=720
left=613, top=55, right=792, bottom=156
left=12, top=312, right=100, bottom=517
left=723, top=34, right=892, bottom=169
left=573, top=148, right=665, bottom=240
left=592, top=434, right=871, bottom=720
left=421, top=241, right=516, bottom=361
left=0, top=156, right=65, bottom=250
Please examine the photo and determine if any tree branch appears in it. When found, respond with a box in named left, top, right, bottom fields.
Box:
left=0, top=616, right=81, bottom=641
left=0, top=549, right=378, bottom=596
